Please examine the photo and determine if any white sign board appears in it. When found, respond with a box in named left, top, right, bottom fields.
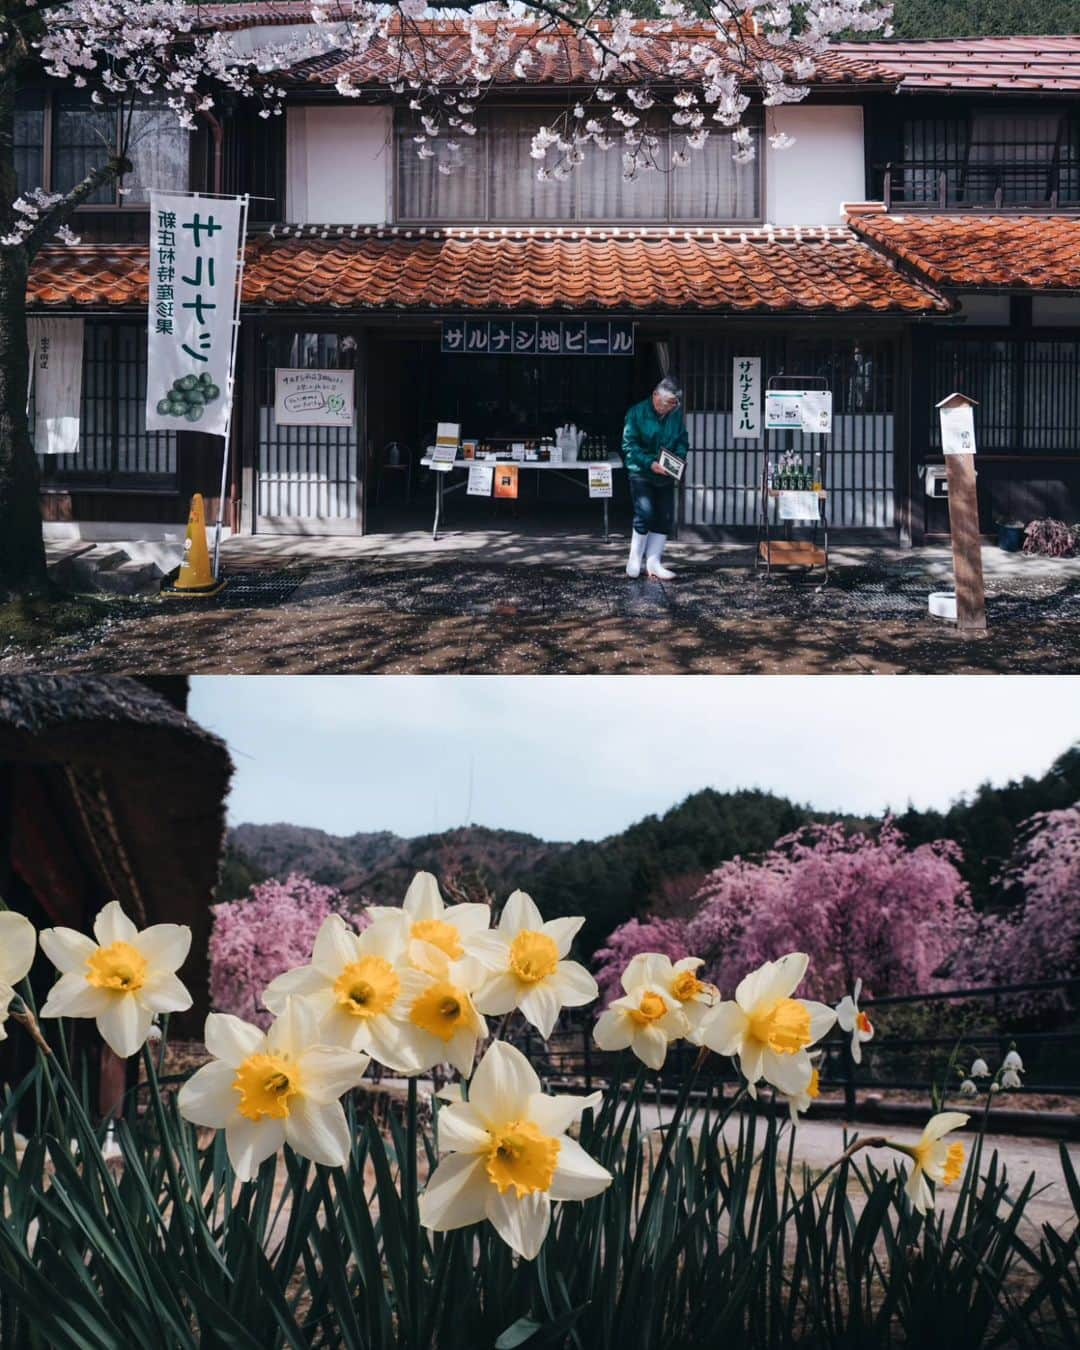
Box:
left=765, top=389, right=832, bottom=434
left=274, top=369, right=354, bottom=427
left=147, top=191, right=243, bottom=438
left=732, top=356, right=761, bottom=439
left=778, top=490, right=821, bottom=521
left=939, top=402, right=977, bottom=455
left=429, top=444, right=458, bottom=472
left=588, top=465, right=614, bottom=498
left=467, top=464, right=494, bottom=496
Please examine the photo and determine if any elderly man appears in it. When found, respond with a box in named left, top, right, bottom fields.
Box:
left=620, top=376, right=689, bottom=580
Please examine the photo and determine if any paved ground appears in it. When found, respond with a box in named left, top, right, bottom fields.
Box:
left=9, top=532, right=1080, bottom=674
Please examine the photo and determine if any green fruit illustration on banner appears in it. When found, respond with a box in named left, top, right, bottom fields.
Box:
left=327, top=394, right=345, bottom=414
left=156, top=370, right=222, bottom=421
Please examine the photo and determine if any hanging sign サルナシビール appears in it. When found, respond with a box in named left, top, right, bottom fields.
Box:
left=732, top=356, right=762, bottom=439
left=441, top=319, right=635, bottom=357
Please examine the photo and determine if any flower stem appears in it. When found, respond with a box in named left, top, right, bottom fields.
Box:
left=406, top=1073, right=420, bottom=1349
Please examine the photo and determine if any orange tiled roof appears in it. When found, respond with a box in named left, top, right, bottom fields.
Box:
left=27, top=229, right=948, bottom=315
left=848, top=214, right=1080, bottom=291
left=834, top=36, right=1080, bottom=93
left=191, top=10, right=900, bottom=88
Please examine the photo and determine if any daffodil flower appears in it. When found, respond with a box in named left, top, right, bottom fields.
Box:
left=177, top=999, right=369, bottom=1181
left=367, top=871, right=492, bottom=976
left=620, top=952, right=719, bottom=1041
left=0, top=912, right=36, bottom=1041
left=404, top=946, right=489, bottom=1077
left=698, top=952, right=835, bottom=1099
left=593, top=967, right=690, bottom=1070
left=891, top=1112, right=969, bottom=1214
left=419, top=1040, right=611, bottom=1259
left=834, top=978, right=874, bottom=1064
left=470, top=892, right=597, bottom=1039
left=39, top=902, right=192, bottom=1058
left=263, top=911, right=427, bottom=1073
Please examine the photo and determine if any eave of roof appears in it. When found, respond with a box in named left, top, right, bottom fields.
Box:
left=833, top=36, right=1080, bottom=94
left=26, top=227, right=950, bottom=316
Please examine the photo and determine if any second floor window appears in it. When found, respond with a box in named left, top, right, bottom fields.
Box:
left=395, top=107, right=760, bottom=224
left=15, top=89, right=190, bottom=205
left=896, top=106, right=1079, bottom=208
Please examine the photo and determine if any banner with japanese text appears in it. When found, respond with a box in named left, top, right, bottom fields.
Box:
left=146, top=192, right=244, bottom=438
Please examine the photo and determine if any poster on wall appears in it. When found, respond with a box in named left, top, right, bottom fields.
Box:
left=467, top=464, right=494, bottom=496
left=146, top=191, right=244, bottom=437
left=765, top=389, right=833, bottom=434
left=494, top=465, right=519, bottom=499
left=732, top=356, right=761, bottom=439
left=274, top=369, right=355, bottom=427
left=938, top=396, right=977, bottom=454
left=588, top=465, right=614, bottom=498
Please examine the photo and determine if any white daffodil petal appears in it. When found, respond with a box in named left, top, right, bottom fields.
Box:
left=699, top=1002, right=748, bottom=1057
left=267, top=997, right=321, bottom=1059
left=672, top=957, right=704, bottom=975
left=97, top=996, right=154, bottom=1058
left=633, top=1024, right=670, bottom=1071
left=39, top=926, right=97, bottom=975
left=517, top=983, right=562, bottom=1040
left=622, top=953, right=672, bottom=991
left=227, top=1115, right=286, bottom=1182
left=138, top=971, right=193, bottom=1015
left=419, top=1153, right=489, bottom=1231
left=485, top=1187, right=550, bottom=1260
left=761, top=1048, right=812, bottom=1097
left=359, top=912, right=410, bottom=961
left=466, top=933, right=512, bottom=972
left=437, top=1102, right=491, bottom=1153
left=299, top=1046, right=370, bottom=1103
left=446, top=1031, right=481, bottom=1078
left=922, top=1112, right=969, bottom=1142
left=548, top=1135, right=612, bottom=1201
left=834, top=995, right=856, bottom=1032
left=552, top=962, right=598, bottom=1008
left=205, top=1013, right=266, bottom=1068
left=739, top=1039, right=765, bottom=1088
left=803, top=1002, right=838, bottom=1044
left=262, top=964, right=328, bottom=1014
left=93, top=902, right=139, bottom=948
left=593, top=1008, right=633, bottom=1052
left=469, top=1040, right=540, bottom=1124
left=403, top=872, right=443, bottom=920
left=177, top=1061, right=238, bottom=1128
left=447, top=903, right=492, bottom=936
left=134, top=924, right=191, bottom=973
left=527, top=1090, right=602, bottom=1138
left=472, top=972, right=520, bottom=1016
left=365, top=1018, right=423, bottom=1075
left=286, top=1097, right=352, bottom=1169
left=499, top=891, right=544, bottom=936
left=40, top=973, right=112, bottom=1019
left=907, top=1168, right=933, bottom=1215
left=311, top=915, right=358, bottom=977
left=0, top=913, right=36, bottom=985
left=542, top=916, right=584, bottom=958
left=735, top=953, right=808, bottom=1012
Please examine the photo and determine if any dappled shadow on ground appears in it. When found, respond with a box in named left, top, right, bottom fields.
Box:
left=6, top=556, right=1080, bottom=675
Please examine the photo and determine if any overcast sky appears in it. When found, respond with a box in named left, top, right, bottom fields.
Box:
left=189, top=676, right=1080, bottom=843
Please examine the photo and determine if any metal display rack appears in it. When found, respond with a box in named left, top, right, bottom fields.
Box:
left=754, top=375, right=831, bottom=585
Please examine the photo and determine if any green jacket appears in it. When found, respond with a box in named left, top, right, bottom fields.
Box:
left=621, top=397, right=690, bottom=477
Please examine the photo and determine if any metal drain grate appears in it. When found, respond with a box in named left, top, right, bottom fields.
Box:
left=217, top=571, right=309, bottom=607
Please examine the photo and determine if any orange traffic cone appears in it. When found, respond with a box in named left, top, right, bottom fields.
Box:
left=162, top=493, right=227, bottom=598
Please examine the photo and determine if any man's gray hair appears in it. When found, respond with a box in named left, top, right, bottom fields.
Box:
left=654, top=376, right=683, bottom=402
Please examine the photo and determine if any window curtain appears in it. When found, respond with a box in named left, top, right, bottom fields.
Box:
left=123, top=104, right=191, bottom=203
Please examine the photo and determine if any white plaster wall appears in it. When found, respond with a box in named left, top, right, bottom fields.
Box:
left=286, top=105, right=392, bottom=224
left=763, top=105, right=866, bottom=226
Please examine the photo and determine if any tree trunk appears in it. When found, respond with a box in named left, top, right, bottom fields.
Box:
left=0, top=244, right=46, bottom=598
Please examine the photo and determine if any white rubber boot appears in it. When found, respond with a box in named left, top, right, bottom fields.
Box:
left=645, top=532, right=675, bottom=581
left=626, top=530, right=648, bottom=578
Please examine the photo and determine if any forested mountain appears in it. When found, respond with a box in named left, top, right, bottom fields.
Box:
left=225, top=744, right=1080, bottom=954
left=887, top=0, right=1078, bottom=38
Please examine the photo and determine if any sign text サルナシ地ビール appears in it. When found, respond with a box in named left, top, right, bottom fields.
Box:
left=441, top=318, right=635, bottom=357
left=146, top=192, right=244, bottom=438
left=732, top=356, right=762, bottom=438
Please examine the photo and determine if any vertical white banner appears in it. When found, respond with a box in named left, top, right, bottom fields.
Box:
left=146, top=191, right=243, bottom=438
left=732, top=356, right=761, bottom=439
left=27, top=316, right=84, bottom=454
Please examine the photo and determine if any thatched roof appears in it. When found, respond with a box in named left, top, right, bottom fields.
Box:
left=0, top=676, right=232, bottom=1030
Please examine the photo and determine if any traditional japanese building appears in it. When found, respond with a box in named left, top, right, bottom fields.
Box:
left=20, top=17, right=1080, bottom=544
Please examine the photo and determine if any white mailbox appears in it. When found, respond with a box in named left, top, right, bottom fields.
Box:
left=924, top=465, right=949, bottom=499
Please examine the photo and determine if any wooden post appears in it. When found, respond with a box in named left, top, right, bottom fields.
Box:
left=936, top=393, right=986, bottom=633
